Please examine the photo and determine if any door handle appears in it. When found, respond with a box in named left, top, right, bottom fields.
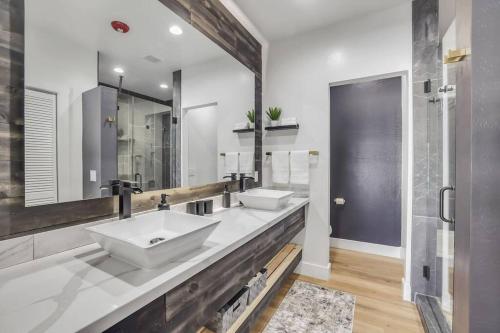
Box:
left=334, top=198, right=345, bottom=205
left=439, top=186, right=455, bottom=223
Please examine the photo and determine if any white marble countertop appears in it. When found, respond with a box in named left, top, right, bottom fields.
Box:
left=0, top=197, right=309, bottom=333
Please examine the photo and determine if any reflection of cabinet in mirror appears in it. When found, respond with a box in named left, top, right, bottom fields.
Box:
left=82, top=86, right=118, bottom=200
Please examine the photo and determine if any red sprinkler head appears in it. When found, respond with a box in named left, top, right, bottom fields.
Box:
left=111, top=21, right=130, bottom=33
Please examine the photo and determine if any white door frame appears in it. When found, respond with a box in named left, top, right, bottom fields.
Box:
left=328, top=71, right=413, bottom=301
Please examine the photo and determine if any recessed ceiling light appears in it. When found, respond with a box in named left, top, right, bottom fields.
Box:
left=160, top=83, right=169, bottom=89
left=114, top=67, right=124, bottom=74
left=169, top=25, right=183, bottom=35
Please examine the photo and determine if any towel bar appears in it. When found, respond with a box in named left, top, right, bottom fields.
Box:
left=220, top=153, right=241, bottom=156
left=265, top=150, right=319, bottom=156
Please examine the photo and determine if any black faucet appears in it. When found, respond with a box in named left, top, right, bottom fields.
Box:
left=223, top=173, right=238, bottom=181
left=239, top=173, right=254, bottom=193
left=101, top=180, right=143, bottom=219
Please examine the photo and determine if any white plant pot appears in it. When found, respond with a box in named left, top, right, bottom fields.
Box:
left=248, top=122, right=255, bottom=129
left=270, top=120, right=280, bottom=127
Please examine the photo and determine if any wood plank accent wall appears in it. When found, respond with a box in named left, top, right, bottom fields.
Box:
left=0, top=0, right=262, bottom=238
left=105, top=207, right=305, bottom=333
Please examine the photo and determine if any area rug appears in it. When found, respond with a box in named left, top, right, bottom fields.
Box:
left=263, top=280, right=355, bottom=333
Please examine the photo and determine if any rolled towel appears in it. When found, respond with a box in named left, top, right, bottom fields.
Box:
left=272, top=151, right=290, bottom=184
left=290, top=150, right=309, bottom=185
left=239, top=152, right=254, bottom=175
left=224, top=152, right=239, bottom=175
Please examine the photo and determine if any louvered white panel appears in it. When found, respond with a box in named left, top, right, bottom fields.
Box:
left=24, top=89, right=58, bottom=206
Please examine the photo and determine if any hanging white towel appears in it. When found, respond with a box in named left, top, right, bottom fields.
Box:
left=272, top=151, right=290, bottom=184
left=290, top=150, right=309, bottom=185
left=239, top=152, right=254, bottom=175
left=224, top=152, right=239, bottom=175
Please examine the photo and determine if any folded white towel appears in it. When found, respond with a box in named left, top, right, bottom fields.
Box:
left=290, top=150, right=309, bottom=185
left=239, top=152, right=254, bottom=175
left=272, top=151, right=290, bottom=184
left=224, top=152, right=239, bottom=175
left=280, top=117, right=298, bottom=126
left=233, top=122, right=248, bottom=130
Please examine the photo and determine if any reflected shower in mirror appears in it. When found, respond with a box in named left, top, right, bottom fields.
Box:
left=24, top=0, right=255, bottom=206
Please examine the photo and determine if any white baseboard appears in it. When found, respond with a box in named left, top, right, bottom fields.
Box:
left=295, top=261, right=331, bottom=281
left=402, top=277, right=412, bottom=301
left=330, top=237, right=402, bottom=259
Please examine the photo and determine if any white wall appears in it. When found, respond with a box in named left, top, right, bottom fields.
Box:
left=186, top=105, right=218, bottom=186
left=25, top=28, right=97, bottom=203
left=181, top=56, right=255, bottom=184
left=263, top=4, right=412, bottom=280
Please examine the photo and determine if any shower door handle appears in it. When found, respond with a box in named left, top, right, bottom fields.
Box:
left=439, top=186, right=455, bottom=223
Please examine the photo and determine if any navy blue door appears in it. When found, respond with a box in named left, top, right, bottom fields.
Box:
left=330, top=77, right=402, bottom=246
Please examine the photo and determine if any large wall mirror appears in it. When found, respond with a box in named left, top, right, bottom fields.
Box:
left=24, top=0, right=256, bottom=206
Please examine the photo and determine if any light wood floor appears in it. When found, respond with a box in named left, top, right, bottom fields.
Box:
left=251, top=248, right=424, bottom=333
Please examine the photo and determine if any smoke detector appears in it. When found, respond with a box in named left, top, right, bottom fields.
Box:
left=144, top=55, right=163, bottom=64
left=111, top=21, right=130, bottom=33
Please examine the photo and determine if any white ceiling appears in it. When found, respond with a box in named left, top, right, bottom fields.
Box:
left=234, top=0, right=409, bottom=41
left=26, top=0, right=228, bottom=100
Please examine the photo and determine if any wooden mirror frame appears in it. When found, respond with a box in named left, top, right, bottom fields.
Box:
left=0, top=0, right=262, bottom=239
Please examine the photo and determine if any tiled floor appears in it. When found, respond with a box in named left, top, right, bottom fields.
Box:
left=252, top=248, right=425, bottom=333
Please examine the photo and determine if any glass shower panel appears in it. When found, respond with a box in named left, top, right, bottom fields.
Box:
left=117, top=94, right=133, bottom=180
left=438, top=19, right=457, bottom=328
left=117, top=94, right=172, bottom=191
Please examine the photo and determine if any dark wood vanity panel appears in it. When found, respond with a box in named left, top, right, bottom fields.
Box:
left=105, top=207, right=306, bottom=333
left=165, top=208, right=304, bottom=333
left=0, top=0, right=262, bottom=239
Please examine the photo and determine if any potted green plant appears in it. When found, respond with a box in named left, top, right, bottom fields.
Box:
left=246, top=109, right=256, bottom=129
left=266, top=107, right=282, bottom=127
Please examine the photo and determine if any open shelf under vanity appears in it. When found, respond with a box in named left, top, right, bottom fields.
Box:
left=200, top=244, right=302, bottom=333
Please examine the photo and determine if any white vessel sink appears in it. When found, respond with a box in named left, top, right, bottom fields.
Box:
left=87, top=210, right=221, bottom=269
left=238, top=189, right=294, bottom=210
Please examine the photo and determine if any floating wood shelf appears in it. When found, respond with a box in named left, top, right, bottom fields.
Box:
left=233, top=128, right=255, bottom=133
left=265, top=124, right=299, bottom=131
left=200, top=244, right=303, bottom=333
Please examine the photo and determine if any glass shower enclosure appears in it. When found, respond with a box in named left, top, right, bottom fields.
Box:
left=437, top=19, right=457, bottom=327
left=117, top=94, right=173, bottom=192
